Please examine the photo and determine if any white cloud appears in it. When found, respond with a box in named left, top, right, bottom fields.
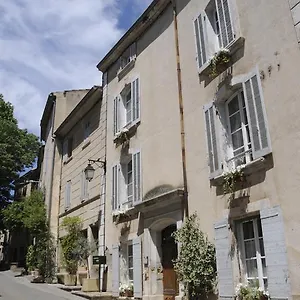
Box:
left=0, top=0, right=150, bottom=135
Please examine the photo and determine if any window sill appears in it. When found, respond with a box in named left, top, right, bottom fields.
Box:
left=211, top=157, right=266, bottom=186
left=117, top=58, right=136, bottom=81
left=82, top=139, right=91, bottom=150
left=112, top=207, right=137, bottom=224
left=113, top=121, right=140, bottom=146
left=198, top=36, right=245, bottom=77
left=63, top=156, right=73, bottom=165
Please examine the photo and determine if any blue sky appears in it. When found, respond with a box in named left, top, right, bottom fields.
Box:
left=0, top=0, right=151, bottom=136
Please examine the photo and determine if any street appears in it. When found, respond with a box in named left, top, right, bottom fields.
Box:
left=0, top=271, right=81, bottom=300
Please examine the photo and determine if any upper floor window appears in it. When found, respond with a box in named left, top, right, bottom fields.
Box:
left=65, top=180, right=71, bottom=210
left=119, top=43, right=137, bottom=70
left=81, top=170, right=89, bottom=201
left=194, top=0, right=235, bottom=70
left=84, top=121, right=91, bottom=141
left=67, top=137, right=73, bottom=158
left=112, top=150, right=141, bottom=212
left=204, top=71, right=271, bottom=178
left=113, top=78, right=140, bottom=136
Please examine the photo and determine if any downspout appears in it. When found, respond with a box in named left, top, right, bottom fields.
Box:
left=172, top=0, right=189, bottom=218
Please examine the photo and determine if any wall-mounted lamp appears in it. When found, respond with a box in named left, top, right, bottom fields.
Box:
left=84, top=158, right=106, bottom=182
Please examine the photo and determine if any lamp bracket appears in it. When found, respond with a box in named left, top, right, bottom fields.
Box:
left=88, top=158, right=106, bottom=172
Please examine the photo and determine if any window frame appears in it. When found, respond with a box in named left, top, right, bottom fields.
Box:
left=238, top=217, right=267, bottom=290
left=119, top=43, right=137, bottom=71
left=126, top=159, right=133, bottom=207
left=84, top=120, right=91, bottom=141
left=127, top=241, right=134, bottom=284
left=65, top=180, right=71, bottom=210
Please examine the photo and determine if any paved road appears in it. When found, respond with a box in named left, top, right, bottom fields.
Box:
left=0, top=271, right=81, bottom=300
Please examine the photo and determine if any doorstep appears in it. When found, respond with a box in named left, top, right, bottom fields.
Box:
left=59, top=285, right=82, bottom=292
left=71, top=291, right=112, bottom=300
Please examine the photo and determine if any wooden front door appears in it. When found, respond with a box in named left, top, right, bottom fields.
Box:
left=161, top=225, right=178, bottom=300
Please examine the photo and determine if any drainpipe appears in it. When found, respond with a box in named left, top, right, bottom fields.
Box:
left=172, top=0, right=189, bottom=218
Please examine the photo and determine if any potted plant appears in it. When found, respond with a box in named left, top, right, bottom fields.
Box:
left=209, top=48, right=231, bottom=77
left=119, top=283, right=134, bottom=298
left=114, top=128, right=129, bottom=146
left=235, top=282, right=269, bottom=300
left=60, top=216, right=83, bottom=286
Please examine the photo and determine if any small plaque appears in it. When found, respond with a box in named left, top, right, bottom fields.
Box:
left=93, top=255, right=106, bottom=265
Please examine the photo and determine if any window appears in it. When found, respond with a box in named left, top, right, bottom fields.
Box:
left=239, top=218, right=267, bottom=289
left=194, top=0, right=235, bottom=69
left=127, top=243, right=133, bottom=284
left=112, top=150, right=142, bottom=212
left=113, top=78, right=140, bottom=136
left=204, top=71, right=271, bottom=178
left=119, top=43, right=136, bottom=70
left=67, top=137, right=73, bottom=157
left=65, top=181, right=71, bottom=210
left=84, top=121, right=91, bottom=141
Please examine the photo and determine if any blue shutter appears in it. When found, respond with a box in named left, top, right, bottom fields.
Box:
left=132, top=78, right=140, bottom=122
left=204, top=103, right=222, bottom=178
left=243, top=71, right=271, bottom=159
left=112, top=244, right=120, bottom=297
left=214, top=218, right=234, bottom=300
left=132, top=151, right=142, bottom=205
left=260, top=206, right=290, bottom=299
left=133, top=237, right=142, bottom=298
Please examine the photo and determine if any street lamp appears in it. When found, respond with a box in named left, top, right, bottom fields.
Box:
left=84, top=158, right=106, bottom=182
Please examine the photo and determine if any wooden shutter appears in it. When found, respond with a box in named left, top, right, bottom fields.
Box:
left=65, top=181, right=71, bottom=210
left=133, top=151, right=142, bottom=204
left=132, top=78, right=140, bottom=122
left=204, top=103, right=222, bottom=178
left=194, top=13, right=207, bottom=69
left=112, top=244, right=120, bottom=297
left=112, top=165, right=119, bottom=211
left=133, top=237, right=142, bottom=298
left=62, top=140, right=68, bottom=163
left=260, top=206, right=290, bottom=299
left=113, top=97, right=119, bottom=135
left=214, top=218, right=234, bottom=299
left=243, top=71, right=271, bottom=159
left=215, top=0, right=234, bottom=47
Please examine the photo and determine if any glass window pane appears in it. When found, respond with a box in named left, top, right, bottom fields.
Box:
left=257, top=219, right=263, bottom=237
left=264, top=279, right=268, bottom=290
left=230, top=113, right=242, bottom=132
left=127, top=183, right=133, bottom=197
left=262, top=258, right=267, bottom=277
left=228, top=96, right=239, bottom=115
left=259, top=238, right=265, bottom=257
left=232, top=129, right=244, bottom=150
left=246, top=259, right=258, bottom=278
left=244, top=240, right=256, bottom=258
left=243, top=107, right=248, bottom=125
left=129, top=269, right=133, bottom=281
left=128, top=257, right=133, bottom=268
left=128, top=244, right=133, bottom=256
left=243, top=220, right=254, bottom=239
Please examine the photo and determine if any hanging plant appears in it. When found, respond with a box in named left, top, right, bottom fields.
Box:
left=209, top=48, right=231, bottom=77
left=114, top=128, right=129, bottom=146
left=222, top=169, right=245, bottom=201
left=235, top=282, right=269, bottom=300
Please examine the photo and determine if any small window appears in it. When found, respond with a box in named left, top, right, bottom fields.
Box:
left=84, top=121, right=91, bottom=141
left=119, top=43, right=136, bottom=70
left=67, top=137, right=73, bottom=158
left=127, top=243, right=133, bottom=284
left=239, top=217, right=267, bottom=290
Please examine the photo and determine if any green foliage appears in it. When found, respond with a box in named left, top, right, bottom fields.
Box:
left=209, top=49, right=231, bottom=77
left=26, top=245, right=37, bottom=271
left=236, top=282, right=269, bottom=300
left=223, top=169, right=244, bottom=201
left=2, top=200, right=25, bottom=231
left=60, top=216, right=83, bottom=274
left=173, top=213, right=217, bottom=298
left=0, top=94, right=41, bottom=230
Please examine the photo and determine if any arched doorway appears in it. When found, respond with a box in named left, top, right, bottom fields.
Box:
left=161, top=224, right=178, bottom=300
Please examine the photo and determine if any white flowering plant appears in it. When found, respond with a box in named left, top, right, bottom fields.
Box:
left=119, top=283, right=134, bottom=297
left=235, top=282, right=269, bottom=300
left=115, top=128, right=129, bottom=146
left=209, top=48, right=231, bottom=77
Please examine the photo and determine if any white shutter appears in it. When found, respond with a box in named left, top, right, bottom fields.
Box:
left=80, top=171, right=85, bottom=200
left=133, top=237, right=142, bottom=298
left=243, top=71, right=271, bottom=159
left=112, top=165, right=119, bottom=211
left=132, top=78, right=140, bottom=122
left=215, top=0, right=234, bottom=47
left=203, top=103, right=222, bottom=178
left=260, top=206, right=290, bottom=299
left=112, top=244, right=120, bottom=297
left=193, top=13, right=207, bottom=69
left=62, top=140, right=68, bottom=163
left=214, top=218, right=234, bottom=299
left=113, top=96, right=119, bottom=135
left=65, top=181, right=71, bottom=210
left=132, top=150, right=142, bottom=205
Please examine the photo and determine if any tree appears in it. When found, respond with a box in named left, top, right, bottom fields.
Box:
left=173, top=213, right=217, bottom=299
left=0, top=94, right=41, bottom=230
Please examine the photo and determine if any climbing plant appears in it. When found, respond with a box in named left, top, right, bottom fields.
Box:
left=173, top=213, right=217, bottom=299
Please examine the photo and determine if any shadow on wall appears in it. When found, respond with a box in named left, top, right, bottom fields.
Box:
left=107, top=0, right=192, bottom=85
